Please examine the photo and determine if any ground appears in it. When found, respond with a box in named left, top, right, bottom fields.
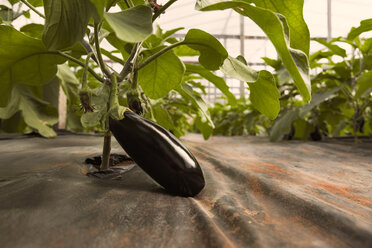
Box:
left=0, top=133, right=371, bottom=247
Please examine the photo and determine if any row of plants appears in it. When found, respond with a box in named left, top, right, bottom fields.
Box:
left=208, top=20, right=372, bottom=141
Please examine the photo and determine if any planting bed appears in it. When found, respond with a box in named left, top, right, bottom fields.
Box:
left=0, top=133, right=371, bottom=247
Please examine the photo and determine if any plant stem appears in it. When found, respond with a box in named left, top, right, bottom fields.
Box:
left=100, top=133, right=111, bottom=170
left=100, top=74, right=117, bottom=170
left=152, top=0, right=178, bottom=22
left=52, top=51, right=104, bottom=82
left=82, top=52, right=93, bottom=89
left=118, top=44, right=138, bottom=82
left=123, top=0, right=131, bottom=8
left=20, top=0, right=45, bottom=18
left=136, top=41, right=184, bottom=71
left=94, top=22, right=111, bottom=77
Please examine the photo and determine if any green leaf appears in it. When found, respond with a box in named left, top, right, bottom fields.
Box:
left=104, top=5, right=153, bottom=43
left=196, top=0, right=311, bottom=102
left=0, top=26, right=65, bottom=107
left=248, top=71, right=280, bottom=120
left=299, top=86, right=342, bottom=118
left=174, top=45, right=200, bottom=57
left=0, top=84, right=58, bottom=138
left=81, top=84, right=110, bottom=128
left=89, top=0, right=106, bottom=19
left=0, top=112, right=30, bottom=134
left=138, top=48, right=185, bottom=99
left=270, top=108, right=299, bottom=141
left=105, top=33, right=131, bottom=60
left=347, top=18, right=372, bottom=40
left=293, top=118, right=311, bottom=140
left=185, top=63, right=237, bottom=105
left=312, top=38, right=347, bottom=57
left=220, top=56, right=280, bottom=119
left=43, top=0, right=95, bottom=50
left=101, top=48, right=124, bottom=64
left=177, top=84, right=214, bottom=129
left=183, top=29, right=228, bottom=70
left=28, top=0, right=43, bottom=7
left=250, top=0, right=310, bottom=55
left=20, top=23, right=44, bottom=39
left=152, top=106, right=176, bottom=131
left=221, top=55, right=258, bottom=82
left=356, top=70, right=372, bottom=98
left=57, top=64, right=80, bottom=104
left=262, top=57, right=282, bottom=70
left=195, top=114, right=214, bottom=140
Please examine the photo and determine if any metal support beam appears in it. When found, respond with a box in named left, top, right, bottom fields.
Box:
left=239, top=15, right=245, bottom=99
left=327, top=0, right=332, bottom=41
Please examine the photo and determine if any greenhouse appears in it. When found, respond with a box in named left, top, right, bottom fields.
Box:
left=0, top=0, right=371, bottom=247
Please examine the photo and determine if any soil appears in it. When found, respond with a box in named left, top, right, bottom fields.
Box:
left=85, top=153, right=136, bottom=179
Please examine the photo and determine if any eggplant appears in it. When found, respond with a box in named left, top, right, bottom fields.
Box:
left=109, top=111, right=205, bottom=197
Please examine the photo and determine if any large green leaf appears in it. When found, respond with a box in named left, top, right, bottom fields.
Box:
left=347, top=19, right=372, bottom=40
left=185, top=63, right=237, bottom=105
left=356, top=70, right=372, bottom=98
left=43, top=0, right=95, bottom=50
left=248, top=71, right=280, bottom=120
left=0, top=84, right=58, bottom=137
left=220, top=56, right=280, bottom=119
left=104, top=5, right=153, bottom=43
left=183, top=29, right=228, bottom=70
left=0, top=26, right=65, bottom=107
left=270, top=108, right=299, bottom=141
left=250, top=0, right=310, bottom=55
left=196, top=0, right=311, bottom=102
left=138, top=48, right=185, bottom=99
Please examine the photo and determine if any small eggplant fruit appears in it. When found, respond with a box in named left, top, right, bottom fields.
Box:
left=109, top=111, right=205, bottom=197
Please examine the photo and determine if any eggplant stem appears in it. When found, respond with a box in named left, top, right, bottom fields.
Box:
left=100, top=132, right=111, bottom=170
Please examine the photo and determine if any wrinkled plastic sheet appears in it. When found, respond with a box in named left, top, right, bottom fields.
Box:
left=0, top=133, right=371, bottom=248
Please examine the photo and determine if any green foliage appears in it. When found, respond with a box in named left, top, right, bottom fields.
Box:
left=43, top=0, right=95, bottom=50
left=138, top=48, right=185, bottom=99
left=209, top=99, right=271, bottom=136
left=0, top=84, right=58, bottom=137
left=104, top=5, right=153, bottom=43
left=0, top=0, right=312, bottom=141
left=196, top=0, right=311, bottom=102
left=183, top=29, right=228, bottom=70
left=0, top=25, right=65, bottom=107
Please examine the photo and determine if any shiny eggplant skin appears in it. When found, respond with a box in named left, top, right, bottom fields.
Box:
left=109, top=111, right=205, bottom=197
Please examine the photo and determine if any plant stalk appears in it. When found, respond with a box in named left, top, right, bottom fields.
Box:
left=94, top=22, right=111, bottom=77
left=54, top=51, right=104, bottom=82
left=20, top=0, right=45, bottom=18
left=135, top=41, right=184, bottom=71
left=100, top=132, right=111, bottom=170
left=118, top=43, right=138, bottom=82
left=152, top=0, right=178, bottom=22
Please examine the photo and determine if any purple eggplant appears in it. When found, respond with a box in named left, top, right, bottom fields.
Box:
left=109, top=111, right=205, bottom=197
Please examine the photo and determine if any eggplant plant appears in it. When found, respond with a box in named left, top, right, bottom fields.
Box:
left=0, top=0, right=311, bottom=173
left=267, top=20, right=372, bottom=142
